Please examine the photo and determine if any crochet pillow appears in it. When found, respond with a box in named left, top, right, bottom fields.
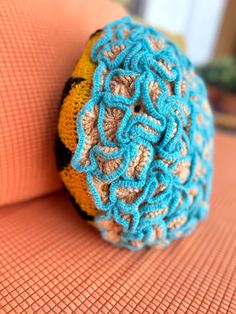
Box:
left=56, top=17, right=214, bottom=250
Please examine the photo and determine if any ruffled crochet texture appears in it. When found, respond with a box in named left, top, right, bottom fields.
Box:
left=71, top=17, right=214, bottom=250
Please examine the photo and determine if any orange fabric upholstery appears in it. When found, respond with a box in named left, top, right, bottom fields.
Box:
left=0, top=0, right=126, bottom=206
left=0, top=131, right=235, bottom=313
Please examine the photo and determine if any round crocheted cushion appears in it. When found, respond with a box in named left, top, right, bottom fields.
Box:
left=56, top=17, right=214, bottom=250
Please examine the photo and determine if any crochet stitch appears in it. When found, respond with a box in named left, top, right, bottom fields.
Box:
left=57, top=17, right=214, bottom=250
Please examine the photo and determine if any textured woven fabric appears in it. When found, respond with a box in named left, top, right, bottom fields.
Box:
left=0, top=0, right=126, bottom=206
left=0, top=131, right=235, bottom=313
left=57, top=17, right=214, bottom=250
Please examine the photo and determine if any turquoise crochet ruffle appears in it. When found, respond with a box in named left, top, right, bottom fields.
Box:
left=71, top=17, right=214, bottom=250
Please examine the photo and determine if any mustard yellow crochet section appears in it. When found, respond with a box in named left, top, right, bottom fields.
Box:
left=57, top=32, right=102, bottom=219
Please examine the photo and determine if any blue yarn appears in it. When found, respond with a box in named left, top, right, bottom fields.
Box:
left=71, top=16, right=214, bottom=250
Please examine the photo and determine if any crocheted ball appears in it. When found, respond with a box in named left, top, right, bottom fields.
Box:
left=56, top=17, right=214, bottom=250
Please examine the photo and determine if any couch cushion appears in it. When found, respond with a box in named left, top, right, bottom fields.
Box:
left=0, top=0, right=126, bottom=206
left=0, top=131, right=235, bottom=313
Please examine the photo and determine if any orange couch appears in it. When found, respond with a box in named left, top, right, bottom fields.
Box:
left=1, top=1, right=235, bottom=313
